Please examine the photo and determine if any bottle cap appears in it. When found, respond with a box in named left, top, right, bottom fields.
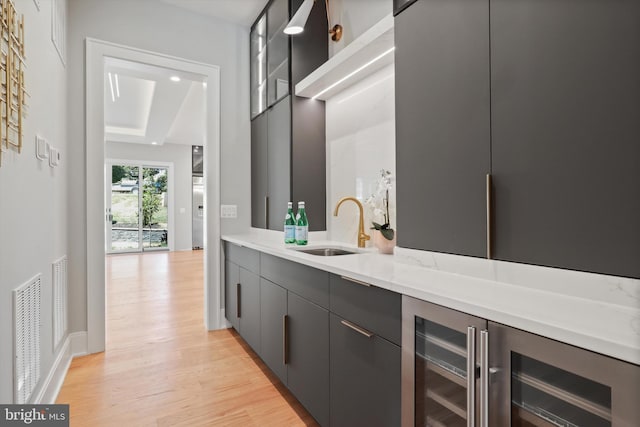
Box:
left=287, top=201, right=293, bottom=208
left=298, top=201, right=305, bottom=207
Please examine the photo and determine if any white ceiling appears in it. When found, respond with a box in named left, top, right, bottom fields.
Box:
left=104, top=57, right=206, bottom=147
left=161, top=0, right=268, bottom=27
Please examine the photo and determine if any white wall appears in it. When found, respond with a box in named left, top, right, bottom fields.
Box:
left=0, top=1, right=68, bottom=403
left=67, top=0, right=250, bottom=333
left=329, top=0, right=392, bottom=58
left=327, top=64, right=396, bottom=245
left=105, top=142, right=193, bottom=251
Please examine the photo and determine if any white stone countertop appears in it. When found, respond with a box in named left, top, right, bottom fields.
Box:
left=221, top=230, right=640, bottom=366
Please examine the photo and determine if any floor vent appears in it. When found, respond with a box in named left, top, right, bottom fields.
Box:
left=52, top=256, right=68, bottom=351
left=13, top=274, right=42, bottom=404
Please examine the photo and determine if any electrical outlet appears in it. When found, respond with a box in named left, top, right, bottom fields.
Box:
left=220, top=205, right=237, bottom=219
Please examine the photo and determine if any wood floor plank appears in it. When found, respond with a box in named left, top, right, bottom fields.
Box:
left=57, top=251, right=318, bottom=426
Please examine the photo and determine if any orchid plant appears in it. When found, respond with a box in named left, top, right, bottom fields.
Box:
left=364, top=169, right=395, bottom=241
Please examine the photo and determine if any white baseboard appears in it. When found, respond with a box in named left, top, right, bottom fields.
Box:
left=33, top=331, right=88, bottom=404
left=219, top=308, right=231, bottom=329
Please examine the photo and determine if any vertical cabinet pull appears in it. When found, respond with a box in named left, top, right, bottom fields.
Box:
left=265, top=196, right=269, bottom=227
left=283, top=315, right=289, bottom=365
left=467, top=326, right=477, bottom=427
left=486, top=174, right=492, bottom=259
left=236, top=283, right=241, bottom=318
left=480, top=330, right=489, bottom=427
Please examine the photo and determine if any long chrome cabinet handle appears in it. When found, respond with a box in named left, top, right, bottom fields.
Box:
left=480, top=330, right=489, bottom=427
left=236, top=283, right=241, bottom=318
left=340, top=319, right=374, bottom=338
left=283, top=315, right=289, bottom=365
left=486, top=174, right=492, bottom=259
left=340, top=275, right=371, bottom=287
left=467, top=326, right=476, bottom=427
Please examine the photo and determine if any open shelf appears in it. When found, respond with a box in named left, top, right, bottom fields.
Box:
left=295, top=14, right=394, bottom=100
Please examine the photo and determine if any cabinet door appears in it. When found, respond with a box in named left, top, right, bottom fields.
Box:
left=250, top=14, right=267, bottom=118
left=267, top=0, right=289, bottom=107
left=491, top=0, right=640, bottom=278
left=260, top=278, right=287, bottom=384
left=489, top=322, right=640, bottom=427
left=330, top=313, right=401, bottom=427
left=224, top=261, right=239, bottom=331
left=239, top=267, right=261, bottom=353
left=287, top=292, right=329, bottom=427
left=395, top=0, right=491, bottom=257
left=402, top=296, right=487, bottom=427
left=251, top=111, right=268, bottom=228
left=266, top=97, right=291, bottom=231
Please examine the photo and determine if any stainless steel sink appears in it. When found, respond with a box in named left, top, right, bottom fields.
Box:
left=295, top=247, right=359, bottom=256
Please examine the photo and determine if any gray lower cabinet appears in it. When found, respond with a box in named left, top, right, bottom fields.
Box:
left=224, top=261, right=261, bottom=353
left=238, top=267, right=261, bottom=353
left=224, top=260, right=239, bottom=331
left=287, top=292, right=330, bottom=427
left=260, top=278, right=287, bottom=384
left=330, top=313, right=401, bottom=427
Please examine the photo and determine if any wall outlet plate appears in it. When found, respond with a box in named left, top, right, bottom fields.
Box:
left=49, top=147, right=60, bottom=167
left=220, top=205, right=237, bottom=219
left=35, top=135, right=49, bottom=160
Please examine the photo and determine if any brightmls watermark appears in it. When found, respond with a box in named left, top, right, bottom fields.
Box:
left=0, top=405, right=68, bottom=426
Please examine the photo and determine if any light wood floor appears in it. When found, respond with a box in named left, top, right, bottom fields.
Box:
left=57, top=250, right=318, bottom=426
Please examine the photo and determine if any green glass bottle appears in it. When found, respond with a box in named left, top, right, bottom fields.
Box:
left=295, top=201, right=308, bottom=245
left=284, top=201, right=296, bottom=244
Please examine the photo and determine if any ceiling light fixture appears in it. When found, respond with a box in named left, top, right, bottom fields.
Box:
left=284, top=0, right=342, bottom=42
left=108, top=72, right=115, bottom=102
left=151, top=141, right=158, bottom=145
left=311, top=46, right=395, bottom=100
left=170, top=76, right=181, bottom=82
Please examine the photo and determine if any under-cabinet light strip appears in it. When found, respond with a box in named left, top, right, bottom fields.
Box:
left=114, top=73, right=120, bottom=98
left=311, top=46, right=396, bottom=100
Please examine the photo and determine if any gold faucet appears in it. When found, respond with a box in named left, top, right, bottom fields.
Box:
left=333, top=197, right=370, bottom=248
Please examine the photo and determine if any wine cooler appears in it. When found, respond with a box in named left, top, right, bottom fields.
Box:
left=402, top=295, right=640, bottom=427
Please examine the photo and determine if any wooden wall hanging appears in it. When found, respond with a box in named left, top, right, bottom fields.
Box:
left=0, top=0, right=26, bottom=167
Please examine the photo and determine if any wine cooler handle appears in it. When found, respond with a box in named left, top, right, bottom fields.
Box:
left=467, top=326, right=476, bottom=427
left=480, top=330, right=489, bottom=427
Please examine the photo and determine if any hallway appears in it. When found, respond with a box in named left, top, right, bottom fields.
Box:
left=57, top=251, right=316, bottom=426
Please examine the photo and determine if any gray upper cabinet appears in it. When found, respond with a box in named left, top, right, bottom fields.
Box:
left=250, top=0, right=327, bottom=232
left=395, top=0, right=491, bottom=257
left=490, top=0, right=640, bottom=278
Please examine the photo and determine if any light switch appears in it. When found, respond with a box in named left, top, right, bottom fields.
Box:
left=220, top=205, right=237, bottom=219
left=179, top=207, right=186, bottom=214
left=35, top=135, right=49, bottom=160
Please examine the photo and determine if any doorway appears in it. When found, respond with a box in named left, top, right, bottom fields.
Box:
left=86, top=39, right=222, bottom=354
left=106, top=162, right=173, bottom=253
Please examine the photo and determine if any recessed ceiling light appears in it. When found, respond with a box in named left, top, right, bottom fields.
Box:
left=151, top=141, right=158, bottom=145
left=170, top=76, right=181, bottom=82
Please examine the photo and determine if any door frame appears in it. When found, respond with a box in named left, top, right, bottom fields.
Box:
left=106, top=159, right=176, bottom=254
left=86, top=38, right=222, bottom=354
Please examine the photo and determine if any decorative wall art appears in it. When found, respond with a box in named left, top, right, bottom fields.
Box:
left=0, top=0, right=27, bottom=167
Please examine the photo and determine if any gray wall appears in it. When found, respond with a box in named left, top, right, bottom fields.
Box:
left=105, top=142, right=194, bottom=251
left=0, top=1, right=68, bottom=403
left=67, top=0, right=251, bottom=334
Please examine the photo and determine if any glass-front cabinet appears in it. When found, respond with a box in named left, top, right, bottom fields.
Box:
left=403, top=295, right=640, bottom=427
left=250, top=0, right=290, bottom=119
left=250, top=14, right=267, bottom=118
left=490, top=322, right=640, bottom=427
left=403, top=296, right=487, bottom=426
